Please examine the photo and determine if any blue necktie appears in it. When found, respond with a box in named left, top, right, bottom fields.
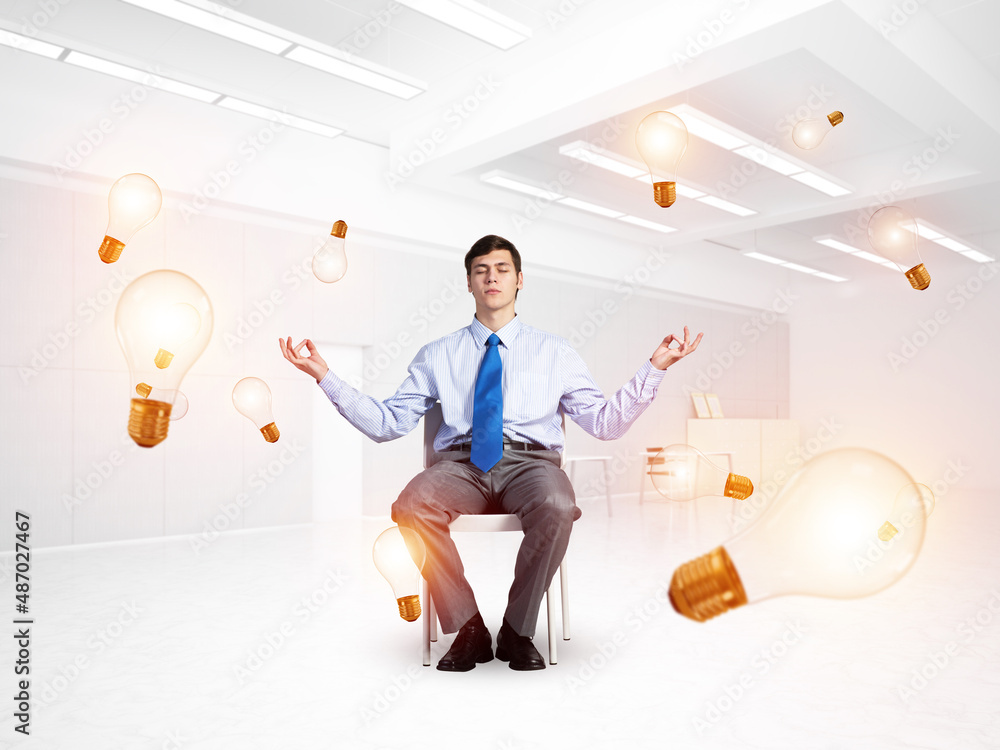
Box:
left=471, top=333, right=503, bottom=472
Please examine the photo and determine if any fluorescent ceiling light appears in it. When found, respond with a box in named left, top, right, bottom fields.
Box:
left=284, top=46, right=423, bottom=99
left=962, top=249, right=994, bottom=263
left=480, top=170, right=563, bottom=200
left=557, top=197, right=625, bottom=218
left=64, top=50, right=220, bottom=102
left=911, top=224, right=943, bottom=240
left=669, top=104, right=748, bottom=150
left=933, top=236, right=970, bottom=253
left=744, top=251, right=785, bottom=264
left=854, top=250, right=897, bottom=268
left=217, top=96, right=343, bottom=137
left=788, top=171, right=851, bottom=197
left=733, top=145, right=801, bottom=176
left=813, top=272, right=848, bottom=282
left=397, top=0, right=531, bottom=49
left=559, top=141, right=645, bottom=178
left=634, top=174, right=706, bottom=198
left=0, top=28, right=64, bottom=58
left=782, top=262, right=818, bottom=274
left=696, top=195, right=756, bottom=216
left=120, top=0, right=291, bottom=53
left=815, top=237, right=860, bottom=254
left=120, top=0, right=425, bottom=99
left=619, top=216, right=677, bottom=233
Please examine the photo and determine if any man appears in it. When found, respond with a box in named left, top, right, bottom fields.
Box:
left=280, top=235, right=702, bottom=672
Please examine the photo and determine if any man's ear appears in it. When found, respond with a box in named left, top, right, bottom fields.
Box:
left=467, top=275, right=472, bottom=293
left=517, top=272, right=524, bottom=290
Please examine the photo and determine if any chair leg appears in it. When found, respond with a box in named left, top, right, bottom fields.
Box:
left=546, top=579, right=557, bottom=664
left=421, top=577, right=431, bottom=667
left=560, top=559, right=571, bottom=640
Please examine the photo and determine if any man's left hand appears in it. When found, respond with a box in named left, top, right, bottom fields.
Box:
left=650, top=326, right=704, bottom=370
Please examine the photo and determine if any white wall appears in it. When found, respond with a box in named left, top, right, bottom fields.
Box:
left=788, top=259, right=1000, bottom=497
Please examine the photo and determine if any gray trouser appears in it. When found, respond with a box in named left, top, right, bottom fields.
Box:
left=391, top=448, right=580, bottom=638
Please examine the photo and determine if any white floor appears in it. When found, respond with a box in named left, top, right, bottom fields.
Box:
left=5, top=489, right=1000, bottom=750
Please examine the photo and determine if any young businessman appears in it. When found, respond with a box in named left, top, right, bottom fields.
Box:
left=280, top=235, right=702, bottom=671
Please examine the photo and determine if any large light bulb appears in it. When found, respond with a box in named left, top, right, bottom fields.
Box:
left=650, top=444, right=754, bottom=501
left=232, top=377, right=280, bottom=443
left=669, top=448, right=927, bottom=622
left=373, top=525, right=426, bottom=622
left=135, top=384, right=189, bottom=421
left=115, top=270, right=213, bottom=447
left=99, top=173, right=163, bottom=263
left=312, top=220, right=348, bottom=283
left=635, top=111, right=689, bottom=207
left=867, top=206, right=930, bottom=290
left=791, top=111, right=844, bottom=150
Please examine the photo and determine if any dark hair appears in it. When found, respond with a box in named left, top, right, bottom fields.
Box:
left=464, top=235, right=521, bottom=276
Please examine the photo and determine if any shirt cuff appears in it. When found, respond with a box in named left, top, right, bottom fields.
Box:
left=638, top=359, right=667, bottom=397
left=317, top=369, right=344, bottom=402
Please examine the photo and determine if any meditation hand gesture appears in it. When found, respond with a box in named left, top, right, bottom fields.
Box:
left=649, top=326, right=703, bottom=371
left=279, top=337, right=330, bottom=382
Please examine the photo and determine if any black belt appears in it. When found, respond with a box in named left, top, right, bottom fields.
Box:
left=448, top=438, right=549, bottom=452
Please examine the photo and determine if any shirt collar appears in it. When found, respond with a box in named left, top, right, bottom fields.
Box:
left=469, top=314, right=522, bottom=347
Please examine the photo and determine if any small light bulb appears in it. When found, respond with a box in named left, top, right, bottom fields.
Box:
left=373, top=526, right=426, bottom=621
left=791, top=111, right=844, bottom=150
left=312, top=220, right=349, bottom=283
left=99, top=173, right=162, bottom=263
left=635, top=112, right=689, bottom=207
left=867, top=206, right=930, bottom=290
left=650, top=444, right=753, bottom=502
left=232, top=377, right=279, bottom=442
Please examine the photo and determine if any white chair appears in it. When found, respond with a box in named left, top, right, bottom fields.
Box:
left=563, top=454, right=614, bottom=516
left=420, top=402, right=570, bottom=666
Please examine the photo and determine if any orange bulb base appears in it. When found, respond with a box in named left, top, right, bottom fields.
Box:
left=331, top=220, right=348, bottom=239
left=669, top=546, right=748, bottom=622
left=724, top=473, right=754, bottom=500
left=905, top=263, right=930, bottom=290
left=154, top=348, right=174, bottom=369
left=827, top=111, right=844, bottom=127
left=653, top=181, right=677, bottom=207
left=135, top=382, right=152, bottom=398
left=260, top=422, right=280, bottom=443
left=397, top=594, right=421, bottom=622
left=128, top=398, right=172, bottom=448
left=98, top=236, right=125, bottom=264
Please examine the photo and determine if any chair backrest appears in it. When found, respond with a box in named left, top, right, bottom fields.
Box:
left=422, top=401, right=565, bottom=470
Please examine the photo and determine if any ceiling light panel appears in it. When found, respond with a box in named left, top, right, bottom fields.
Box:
left=397, top=0, right=531, bottom=49
left=480, top=170, right=563, bottom=200
left=120, top=0, right=291, bottom=53
left=0, top=28, right=64, bottom=58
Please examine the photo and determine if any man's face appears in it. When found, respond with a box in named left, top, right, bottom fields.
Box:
left=467, top=249, right=523, bottom=311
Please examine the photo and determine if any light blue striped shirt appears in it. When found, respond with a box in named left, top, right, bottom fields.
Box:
left=318, top=315, right=666, bottom=453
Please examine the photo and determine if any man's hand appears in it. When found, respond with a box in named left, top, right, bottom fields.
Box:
left=279, top=337, right=330, bottom=383
left=649, top=326, right=704, bottom=371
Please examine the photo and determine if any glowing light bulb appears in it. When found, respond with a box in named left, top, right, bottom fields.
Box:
left=115, top=270, right=213, bottom=447
left=791, top=111, right=844, bottom=150
left=373, top=526, right=426, bottom=622
left=135, top=384, right=189, bottom=420
left=99, top=173, right=162, bottom=263
left=635, top=111, right=689, bottom=207
left=867, top=206, right=930, bottom=290
left=312, top=220, right=348, bottom=283
left=650, top=444, right=754, bottom=501
left=232, top=377, right=279, bottom=443
left=668, top=448, right=927, bottom=622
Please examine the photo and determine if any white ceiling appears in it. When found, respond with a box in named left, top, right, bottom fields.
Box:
left=1, top=0, right=997, bottom=284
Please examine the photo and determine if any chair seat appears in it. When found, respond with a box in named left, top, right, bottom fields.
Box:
left=449, top=513, right=522, bottom=532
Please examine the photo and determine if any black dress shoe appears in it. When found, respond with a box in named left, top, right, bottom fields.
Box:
left=436, top=620, right=493, bottom=672
left=496, top=624, right=546, bottom=671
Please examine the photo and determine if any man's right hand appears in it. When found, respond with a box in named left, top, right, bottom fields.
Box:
left=279, top=337, right=330, bottom=383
